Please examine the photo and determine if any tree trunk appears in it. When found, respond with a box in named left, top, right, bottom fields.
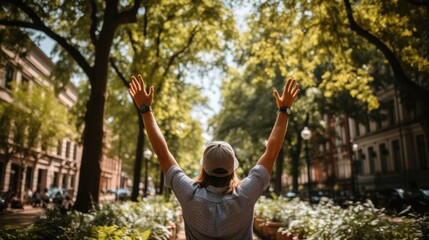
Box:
left=291, top=133, right=302, bottom=192
left=17, top=162, right=26, bottom=204
left=274, top=147, right=284, bottom=196
left=131, top=114, right=145, bottom=201
left=73, top=79, right=104, bottom=211
left=74, top=21, right=117, bottom=212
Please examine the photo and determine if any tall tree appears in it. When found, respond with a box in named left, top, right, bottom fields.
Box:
left=0, top=82, right=74, bottom=202
left=343, top=0, right=429, bottom=152
left=106, top=0, right=237, bottom=200
left=0, top=0, right=142, bottom=212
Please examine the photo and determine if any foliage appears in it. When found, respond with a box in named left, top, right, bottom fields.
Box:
left=0, top=0, right=239, bottom=211
left=0, top=82, right=75, bottom=154
left=0, top=225, right=34, bottom=240
left=255, top=197, right=428, bottom=239
left=104, top=0, right=238, bottom=178
left=0, top=196, right=180, bottom=240
left=89, top=225, right=150, bottom=240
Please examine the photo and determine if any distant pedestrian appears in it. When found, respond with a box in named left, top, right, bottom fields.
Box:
left=129, top=75, right=299, bottom=239
left=24, top=188, right=33, bottom=205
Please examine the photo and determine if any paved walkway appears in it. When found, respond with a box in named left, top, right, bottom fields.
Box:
left=0, top=205, right=45, bottom=226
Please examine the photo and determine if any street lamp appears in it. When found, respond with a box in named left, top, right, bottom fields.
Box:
left=301, top=126, right=312, bottom=203
left=143, top=149, right=152, bottom=197
left=352, top=143, right=359, bottom=200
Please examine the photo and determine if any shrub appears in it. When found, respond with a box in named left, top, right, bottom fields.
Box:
left=0, top=196, right=180, bottom=240
left=255, top=197, right=428, bottom=239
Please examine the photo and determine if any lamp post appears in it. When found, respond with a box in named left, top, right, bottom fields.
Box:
left=301, top=126, right=312, bottom=203
left=143, top=149, right=152, bottom=197
left=352, top=143, right=359, bottom=200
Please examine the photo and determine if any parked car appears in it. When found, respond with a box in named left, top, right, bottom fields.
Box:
left=368, top=188, right=406, bottom=214
left=284, top=190, right=298, bottom=201
left=299, top=190, right=332, bottom=204
left=48, top=188, right=65, bottom=199
left=113, top=188, right=131, bottom=201
left=404, top=188, right=429, bottom=215
left=333, top=190, right=356, bottom=208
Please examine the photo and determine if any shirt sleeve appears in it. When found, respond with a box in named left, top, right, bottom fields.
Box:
left=238, top=165, right=270, bottom=202
left=165, top=165, right=197, bottom=204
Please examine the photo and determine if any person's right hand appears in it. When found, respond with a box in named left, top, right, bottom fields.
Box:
left=129, top=74, right=154, bottom=108
left=273, top=78, right=300, bottom=108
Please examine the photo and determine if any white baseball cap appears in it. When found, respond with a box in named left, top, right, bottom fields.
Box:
left=200, top=141, right=239, bottom=177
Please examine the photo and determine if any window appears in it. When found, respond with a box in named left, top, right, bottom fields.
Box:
left=379, top=144, right=388, bottom=173
left=73, top=143, right=78, bottom=160
left=53, top=172, right=59, bottom=188
left=25, top=167, right=32, bottom=190
left=66, top=141, right=71, bottom=158
left=392, top=140, right=401, bottom=172
left=416, top=135, right=428, bottom=170
left=70, top=175, right=75, bottom=189
left=354, top=119, right=360, bottom=137
left=57, top=140, right=62, bottom=156
left=3, top=64, right=14, bottom=90
left=62, top=175, right=67, bottom=189
left=368, top=147, right=376, bottom=174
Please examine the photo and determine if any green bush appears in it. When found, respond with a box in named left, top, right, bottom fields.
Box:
left=0, top=196, right=180, bottom=240
left=89, top=225, right=150, bottom=240
left=255, top=197, right=428, bottom=239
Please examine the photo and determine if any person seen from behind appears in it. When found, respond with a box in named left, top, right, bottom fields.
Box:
left=129, top=75, right=300, bottom=239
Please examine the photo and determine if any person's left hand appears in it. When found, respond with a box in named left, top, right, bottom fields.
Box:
left=129, top=74, right=154, bottom=108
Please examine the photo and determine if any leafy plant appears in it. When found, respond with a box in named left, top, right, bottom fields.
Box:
left=0, top=197, right=180, bottom=240
left=255, top=197, right=428, bottom=239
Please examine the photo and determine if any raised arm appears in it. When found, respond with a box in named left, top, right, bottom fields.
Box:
left=257, top=78, right=300, bottom=174
left=129, top=75, right=178, bottom=173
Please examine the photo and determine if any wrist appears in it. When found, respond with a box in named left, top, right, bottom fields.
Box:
left=278, top=106, right=292, bottom=115
left=139, top=104, right=152, bottom=113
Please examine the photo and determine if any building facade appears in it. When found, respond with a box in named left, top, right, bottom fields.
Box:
left=303, top=85, right=429, bottom=194
left=0, top=42, right=124, bottom=202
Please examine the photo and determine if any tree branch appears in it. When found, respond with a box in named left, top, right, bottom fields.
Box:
left=109, top=57, right=129, bottom=87
left=343, top=0, right=429, bottom=100
left=162, top=27, right=199, bottom=78
left=89, top=0, right=99, bottom=46
left=2, top=0, right=92, bottom=78
left=116, top=0, right=143, bottom=25
left=127, top=30, right=138, bottom=54
left=0, top=19, right=43, bottom=31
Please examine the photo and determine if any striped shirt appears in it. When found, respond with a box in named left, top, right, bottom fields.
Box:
left=165, top=164, right=270, bottom=240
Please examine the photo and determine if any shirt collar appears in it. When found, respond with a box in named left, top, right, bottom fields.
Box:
left=206, top=185, right=228, bottom=194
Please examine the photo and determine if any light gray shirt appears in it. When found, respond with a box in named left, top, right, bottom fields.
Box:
left=165, top=164, right=270, bottom=240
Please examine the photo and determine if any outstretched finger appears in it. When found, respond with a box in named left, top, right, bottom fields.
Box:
left=284, top=79, right=291, bottom=96
left=129, top=88, right=135, bottom=97
left=131, top=76, right=138, bottom=92
left=292, top=88, right=300, bottom=98
left=148, top=86, right=154, bottom=99
left=288, top=79, right=296, bottom=93
left=273, top=89, right=280, bottom=100
left=138, top=75, right=145, bottom=93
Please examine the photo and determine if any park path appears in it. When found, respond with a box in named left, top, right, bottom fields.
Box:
left=0, top=205, right=45, bottom=226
